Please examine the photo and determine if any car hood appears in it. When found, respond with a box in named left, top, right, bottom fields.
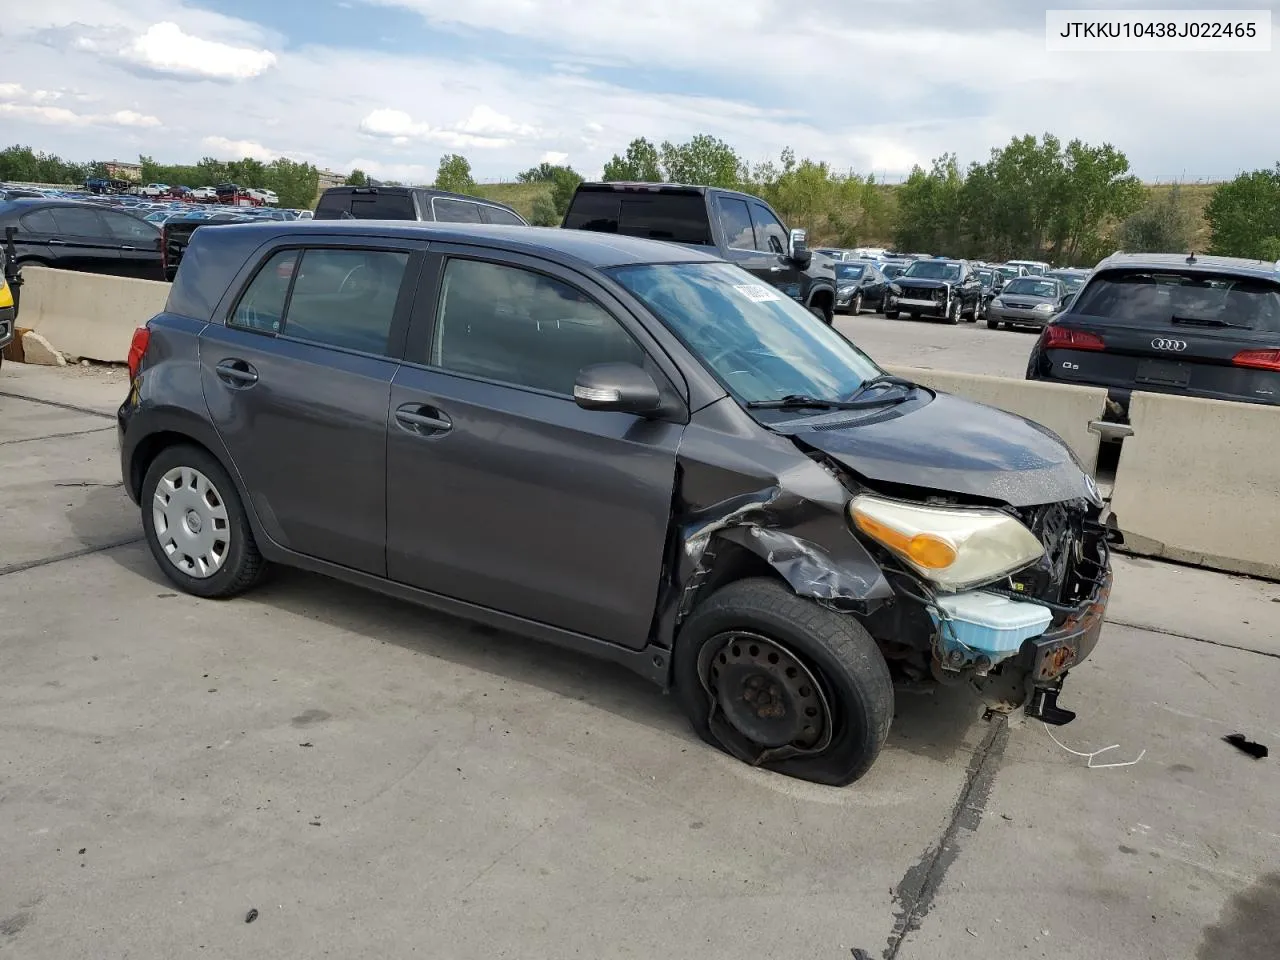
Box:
left=772, top=390, right=1096, bottom=507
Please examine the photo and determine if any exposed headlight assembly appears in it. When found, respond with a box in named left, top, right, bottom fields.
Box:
left=849, top=494, right=1044, bottom=592
left=1034, top=302, right=1055, bottom=313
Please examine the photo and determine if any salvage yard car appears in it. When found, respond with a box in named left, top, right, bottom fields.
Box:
left=986, top=276, right=1070, bottom=330
left=884, top=257, right=982, bottom=323
left=119, top=221, right=1113, bottom=785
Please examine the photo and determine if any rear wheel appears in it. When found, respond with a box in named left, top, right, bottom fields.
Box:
left=852, top=292, right=863, bottom=316
left=986, top=317, right=1002, bottom=329
left=674, top=578, right=893, bottom=786
left=140, top=444, right=267, bottom=599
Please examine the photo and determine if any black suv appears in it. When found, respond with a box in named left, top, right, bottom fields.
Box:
left=120, top=220, right=1111, bottom=785
left=561, top=182, right=838, bottom=322
left=1027, top=252, right=1280, bottom=408
left=884, top=258, right=982, bottom=323
left=314, top=186, right=528, bottom=225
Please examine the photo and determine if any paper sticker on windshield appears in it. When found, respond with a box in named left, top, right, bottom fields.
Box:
left=734, top=283, right=783, bottom=303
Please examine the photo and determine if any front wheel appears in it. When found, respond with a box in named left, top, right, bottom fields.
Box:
left=852, top=292, right=863, bottom=316
left=674, top=578, right=894, bottom=786
left=971, top=298, right=983, bottom=322
left=884, top=309, right=899, bottom=319
left=140, top=444, right=268, bottom=599
left=809, top=303, right=832, bottom=325
left=986, top=317, right=1002, bottom=329
left=945, top=298, right=961, bottom=324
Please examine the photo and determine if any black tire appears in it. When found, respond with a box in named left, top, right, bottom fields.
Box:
left=986, top=318, right=1001, bottom=329
left=809, top=303, right=832, bottom=325
left=852, top=292, right=863, bottom=316
left=970, top=298, right=982, bottom=322
left=674, top=577, right=894, bottom=786
left=140, top=443, right=267, bottom=599
left=884, top=310, right=899, bottom=319
left=945, top=298, right=961, bottom=324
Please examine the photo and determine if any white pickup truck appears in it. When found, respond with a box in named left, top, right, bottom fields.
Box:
left=138, top=183, right=169, bottom=197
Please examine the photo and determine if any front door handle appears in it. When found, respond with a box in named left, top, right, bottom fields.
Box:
left=47, top=239, right=66, bottom=246
left=120, top=245, right=136, bottom=251
left=769, top=265, right=783, bottom=272
left=215, top=358, right=258, bottom=386
left=395, top=404, right=452, bottom=434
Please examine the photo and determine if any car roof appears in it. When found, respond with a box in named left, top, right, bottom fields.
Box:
left=1092, top=251, right=1280, bottom=282
left=318, top=185, right=523, bottom=216
left=574, top=181, right=773, bottom=205
left=195, top=220, right=726, bottom=269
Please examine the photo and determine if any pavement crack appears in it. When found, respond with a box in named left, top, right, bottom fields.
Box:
left=0, top=391, right=116, bottom=420
left=883, top=716, right=1009, bottom=960
left=0, top=426, right=116, bottom=446
left=1107, top=618, right=1280, bottom=661
left=0, top=536, right=144, bottom=578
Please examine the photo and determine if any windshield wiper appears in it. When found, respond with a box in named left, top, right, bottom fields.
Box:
left=746, top=394, right=863, bottom=410
left=746, top=376, right=919, bottom=411
left=844, top=373, right=918, bottom=402
left=1170, top=314, right=1252, bottom=329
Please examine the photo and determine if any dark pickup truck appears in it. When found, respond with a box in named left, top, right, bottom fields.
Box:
left=562, top=182, right=837, bottom=322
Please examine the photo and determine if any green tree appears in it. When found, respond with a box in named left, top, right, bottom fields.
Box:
left=1116, top=184, right=1196, bottom=254
left=659, top=134, right=744, bottom=188
left=529, top=194, right=559, bottom=226
left=1205, top=165, right=1280, bottom=259
left=602, top=137, right=662, bottom=182
left=344, top=168, right=368, bottom=187
left=434, top=153, right=475, bottom=194
left=549, top=165, right=583, bottom=216
left=893, top=154, right=965, bottom=254
left=263, top=157, right=319, bottom=209
left=516, top=162, right=559, bottom=183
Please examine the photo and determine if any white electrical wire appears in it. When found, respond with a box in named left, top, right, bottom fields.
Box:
left=1042, top=722, right=1146, bottom=768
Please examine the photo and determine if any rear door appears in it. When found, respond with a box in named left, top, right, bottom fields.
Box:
left=1050, top=268, right=1280, bottom=404
left=45, top=206, right=121, bottom=274
left=200, top=239, right=424, bottom=573
left=385, top=246, right=684, bottom=649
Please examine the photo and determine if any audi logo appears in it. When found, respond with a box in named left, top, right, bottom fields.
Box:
left=1152, top=338, right=1187, bottom=352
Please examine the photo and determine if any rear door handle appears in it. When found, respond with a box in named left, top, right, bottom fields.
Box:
left=47, top=239, right=66, bottom=246
left=395, top=404, right=452, bottom=434
left=120, top=245, right=136, bottom=251
left=215, top=358, right=259, bottom=386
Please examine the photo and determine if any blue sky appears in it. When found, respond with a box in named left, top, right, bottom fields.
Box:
left=1, top=0, right=1277, bottom=184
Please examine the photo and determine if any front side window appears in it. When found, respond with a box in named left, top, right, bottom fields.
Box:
left=283, top=248, right=409, bottom=354
left=611, top=261, right=881, bottom=405
left=749, top=204, right=788, bottom=255
left=102, top=211, right=159, bottom=243
left=430, top=258, right=645, bottom=395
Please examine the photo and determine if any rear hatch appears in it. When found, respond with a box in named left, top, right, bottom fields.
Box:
left=1043, top=266, right=1280, bottom=405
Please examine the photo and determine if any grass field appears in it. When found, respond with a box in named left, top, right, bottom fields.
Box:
left=473, top=179, right=1220, bottom=254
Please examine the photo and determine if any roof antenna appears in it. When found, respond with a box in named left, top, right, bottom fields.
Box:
left=1186, top=251, right=1197, bottom=264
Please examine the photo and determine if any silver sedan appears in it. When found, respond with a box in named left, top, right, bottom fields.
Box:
left=985, top=277, right=1069, bottom=330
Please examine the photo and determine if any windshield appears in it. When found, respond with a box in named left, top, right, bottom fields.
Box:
left=996, top=266, right=1020, bottom=279
left=976, top=270, right=994, bottom=284
left=1071, top=270, right=1280, bottom=332
left=610, top=261, right=882, bottom=405
left=835, top=263, right=867, bottom=280
left=1048, top=272, right=1085, bottom=292
left=1003, top=278, right=1060, bottom=298
left=902, top=260, right=961, bottom=281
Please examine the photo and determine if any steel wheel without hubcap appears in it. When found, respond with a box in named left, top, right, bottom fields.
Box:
left=697, top=630, right=832, bottom=759
left=152, top=466, right=230, bottom=578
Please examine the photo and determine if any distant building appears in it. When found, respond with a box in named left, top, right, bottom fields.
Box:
left=104, top=160, right=142, bottom=181
left=317, top=168, right=346, bottom=190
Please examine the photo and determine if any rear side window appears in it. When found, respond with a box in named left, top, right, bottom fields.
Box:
left=230, top=250, right=299, bottom=333
left=19, top=209, right=58, bottom=233
left=350, top=193, right=416, bottom=220
left=718, top=198, right=755, bottom=249
left=1072, top=271, right=1280, bottom=333
left=284, top=248, right=410, bottom=354
left=480, top=205, right=525, bottom=226
left=564, top=191, right=711, bottom=245
left=429, top=258, right=645, bottom=394
left=431, top=198, right=482, bottom=223
left=101, top=211, right=158, bottom=243
left=314, top=191, right=352, bottom=220
left=50, top=207, right=106, bottom=237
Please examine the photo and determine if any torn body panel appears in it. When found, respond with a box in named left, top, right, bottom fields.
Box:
left=654, top=397, right=893, bottom=657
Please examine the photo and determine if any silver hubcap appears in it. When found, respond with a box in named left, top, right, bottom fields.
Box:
left=152, top=466, right=230, bottom=578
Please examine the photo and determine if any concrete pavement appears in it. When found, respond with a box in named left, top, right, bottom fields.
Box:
left=835, top=310, right=1039, bottom=378
left=1, top=365, right=1276, bottom=960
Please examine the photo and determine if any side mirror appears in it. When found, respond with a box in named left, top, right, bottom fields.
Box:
left=788, top=228, right=811, bottom=266
left=574, top=362, right=662, bottom=416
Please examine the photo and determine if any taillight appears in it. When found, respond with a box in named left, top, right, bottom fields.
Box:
left=1042, top=325, right=1105, bottom=351
left=127, top=326, right=150, bottom=380
left=1233, top=348, right=1280, bottom=371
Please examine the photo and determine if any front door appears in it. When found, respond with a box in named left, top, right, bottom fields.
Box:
left=715, top=195, right=800, bottom=297
left=200, top=241, right=421, bottom=574
left=386, top=249, right=683, bottom=649
left=100, top=209, right=163, bottom=280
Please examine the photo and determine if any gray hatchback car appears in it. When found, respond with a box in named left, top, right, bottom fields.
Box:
left=119, top=222, right=1112, bottom=785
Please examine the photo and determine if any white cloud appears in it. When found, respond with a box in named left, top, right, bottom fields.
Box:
left=0, top=102, right=161, bottom=128
left=540, top=151, right=569, bottom=165
left=359, top=104, right=536, bottom=148
left=0, top=82, right=24, bottom=99
left=201, top=135, right=279, bottom=161
left=121, top=21, right=277, bottom=80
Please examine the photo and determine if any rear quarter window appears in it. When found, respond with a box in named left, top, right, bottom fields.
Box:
left=314, top=191, right=352, bottom=220
left=565, top=191, right=711, bottom=245
left=350, top=194, right=416, bottom=220
left=1072, top=270, right=1280, bottom=333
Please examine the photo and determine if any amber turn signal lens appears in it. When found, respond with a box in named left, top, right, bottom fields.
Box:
left=853, top=514, right=957, bottom=569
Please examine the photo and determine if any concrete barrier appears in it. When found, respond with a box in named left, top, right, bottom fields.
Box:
left=18, top=267, right=168, bottom=363
left=1110, top=391, right=1280, bottom=580
left=887, top=365, right=1109, bottom=474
